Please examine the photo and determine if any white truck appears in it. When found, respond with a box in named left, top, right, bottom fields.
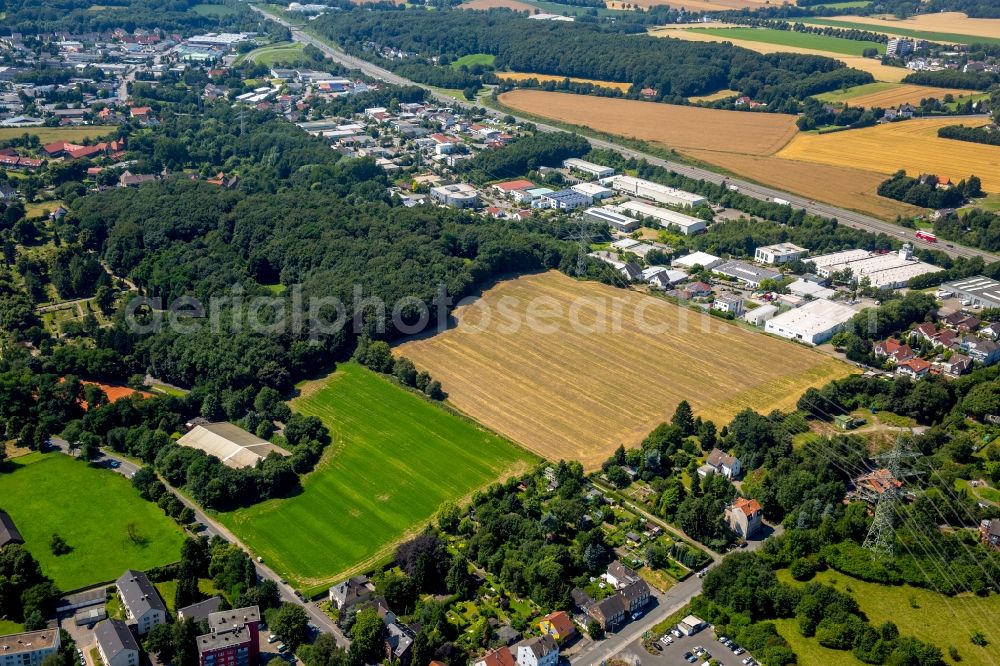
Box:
left=726, top=183, right=739, bottom=192
left=772, top=197, right=790, bottom=206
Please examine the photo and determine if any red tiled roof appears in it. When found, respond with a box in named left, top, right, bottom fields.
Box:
left=734, top=497, right=761, bottom=517
left=478, top=646, right=515, bottom=666
left=540, top=611, right=574, bottom=637
left=494, top=179, right=535, bottom=192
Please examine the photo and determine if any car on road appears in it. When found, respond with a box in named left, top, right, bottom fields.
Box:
left=109, top=460, right=121, bottom=468
left=268, top=634, right=278, bottom=644
left=277, top=644, right=288, bottom=654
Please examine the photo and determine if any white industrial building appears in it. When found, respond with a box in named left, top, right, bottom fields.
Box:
left=754, top=242, right=807, bottom=265
left=808, top=249, right=872, bottom=272
left=787, top=278, right=836, bottom=300
left=672, top=251, right=722, bottom=270
left=943, top=276, right=1000, bottom=309
left=609, top=175, right=706, bottom=208
left=430, top=183, right=479, bottom=208
left=583, top=207, right=639, bottom=232
left=813, top=246, right=940, bottom=288
left=616, top=201, right=706, bottom=235
left=744, top=304, right=779, bottom=326
left=765, top=299, right=858, bottom=345
left=713, top=260, right=781, bottom=288
left=563, top=158, right=614, bottom=179
left=571, top=182, right=614, bottom=201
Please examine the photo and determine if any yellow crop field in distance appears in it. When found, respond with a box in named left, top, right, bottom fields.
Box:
left=778, top=118, right=1000, bottom=191
left=499, top=72, right=632, bottom=92
left=397, top=272, right=854, bottom=470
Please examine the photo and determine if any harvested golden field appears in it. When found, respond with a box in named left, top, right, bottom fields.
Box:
left=499, top=72, right=632, bottom=92
left=497, top=89, right=929, bottom=220
left=683, top=150, right=925, bottom=220
left=688, top=89, right=739, bottom=103
left=778, top=118, right=1000, bottom=192
left=498, top=90, right=798, bottom=156
left=461, top=0, right=535, bottom=10
left=818, top=82, right=981, bottom=108
left=824, top=12, right=1000, bottom=39
left=609, top=0, right=769, bottom=11
left=397, top=271, right=854, bottom=470
left=650, top=26, right=909, bottom=82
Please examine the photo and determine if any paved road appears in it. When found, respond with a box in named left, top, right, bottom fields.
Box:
left=47, top=439, right=351, bottom=649
left=252, top=4, right=996, bottom=264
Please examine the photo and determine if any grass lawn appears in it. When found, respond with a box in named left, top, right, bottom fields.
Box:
left=773, top=618, right=867, bottom=666
left=0, top=126, right=117, bottom=144
left=0, top=452, right=186, bottom=591
left=154, top=579, right=222, bottom=613
left=216, top=363, right=537, bottom=596
left=0, top=620, right=24, bottom=634
left=236, top=42, right=305, bottom=67
left=688, top=27, right=886, bottom=56
left=192, top=3, right=237, bottom=16
left=450, top=53, right=495, bottom=69
left=778, top=569, right=1000, bottom=666
left=815, top=81, right=898, bottom=103
left=24, top=200, right=65, bottom=219
left=799, top=18, right=1000, bottom=46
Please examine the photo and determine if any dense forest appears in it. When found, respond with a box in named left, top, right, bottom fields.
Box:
left=0, top=0, right=262, bottom=35
left=902, top=69, right=1000, bottom=90
left=937, top=123, right=1000, bottom=147
left=311, top=7, right=872, bottom=101
left=934, top=208, right=1000, bottom=252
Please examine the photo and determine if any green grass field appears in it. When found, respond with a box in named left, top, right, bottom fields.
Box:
left=154, top=579, right=222, bottom=613
left=0, top=453, right=185, bottom=591
left=814, top=81, right=898, bottom=103
left=687, top=27, right=886, bottom=56
left=773, top=618, right=867, bottom=666
left=192, top=3, right=238, bottom=16
left=0, top=620, right=24, bottom=634
left=0, top=126, right=117, bottom=144
left=798, top=18, right=1000, bottom=46
left=777, top=569, right=1000, bottom=666
left=451, top=53, right=496, bottom=69
left=216, top=363, right=537, bottom=595
left=236, top=42, right=305, bottom=67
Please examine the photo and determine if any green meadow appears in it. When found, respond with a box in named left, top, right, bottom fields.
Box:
left=687, top=27, right=886, bottom=56
left=216, top=363, right=537, bottom=595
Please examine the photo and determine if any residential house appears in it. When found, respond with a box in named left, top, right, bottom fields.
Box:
left=937, top=353, right=972, bottom=376
left=116, top=570, right=166, bottom=635
left=713, top=294, right=744, bottom=316
left=0, top=630, right=60, bottom=666
left=496, top=625, right=521, bottom=646
left=514, top=636, right=558, bottom=666
left=618, top=579, right=651, bottom=615
left=874, top=339, right=915, bottom=364
left=962, top=337, right=1000, bottom=365
left=980, top=519, right=1000, bottom=551
left=686, top=281, right=713, bottom=297
left=586, top=594, right=626, bottom=631
left=726, top=497, right=763, bottom=538
left=606, top=561, right=640, bottom=588
left=118, top=170, right=157, bottom=188
left=328, top=576, right=373, bottom=610
left=896, top=357, right=932, bottom=379
left=94, top=620, right=140, bottom=666
left=177, top=597, right=222, bottom=623
left=384, top=621, right=413, bottom=666
left=537, top=611, right=575, bottom=644
left=474, top=647, right=515, bottom=666
left=701, top=449, right=741, bottom=480
left=0, top=511, right=24, bottom=548
left=910, top=322, right=938, bottom=343
left=980, top=322, right=1000, bottom=340
left=619, top=262, right=643, bottom=282
left=0, top=181, right=17, bottom=201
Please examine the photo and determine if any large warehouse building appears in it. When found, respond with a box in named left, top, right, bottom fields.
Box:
left=943, top=276, right=1000, bottom=309
left=615, top=201, right=707, bottom=235
left=609, top=175, right=706, bottom=208
left=810, top=246, right=940, bottom=289
left=765, top=299, right=858, bottom=345
left=177, top=422, right=291, bottom=469
left=583, top=207, right=639, bottom=232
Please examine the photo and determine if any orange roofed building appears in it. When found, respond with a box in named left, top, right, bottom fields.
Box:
left=726, top=497, right=763, bottom=539
left=538, top=611, right=576, bottom=643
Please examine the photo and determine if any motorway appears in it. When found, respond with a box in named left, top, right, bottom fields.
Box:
left=46, top=439, right=351, bottom=649
left=251, top=4, right=997, bottom=264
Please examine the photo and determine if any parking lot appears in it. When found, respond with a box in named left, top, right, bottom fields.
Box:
left=641, top=628, right=757, bottom=666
